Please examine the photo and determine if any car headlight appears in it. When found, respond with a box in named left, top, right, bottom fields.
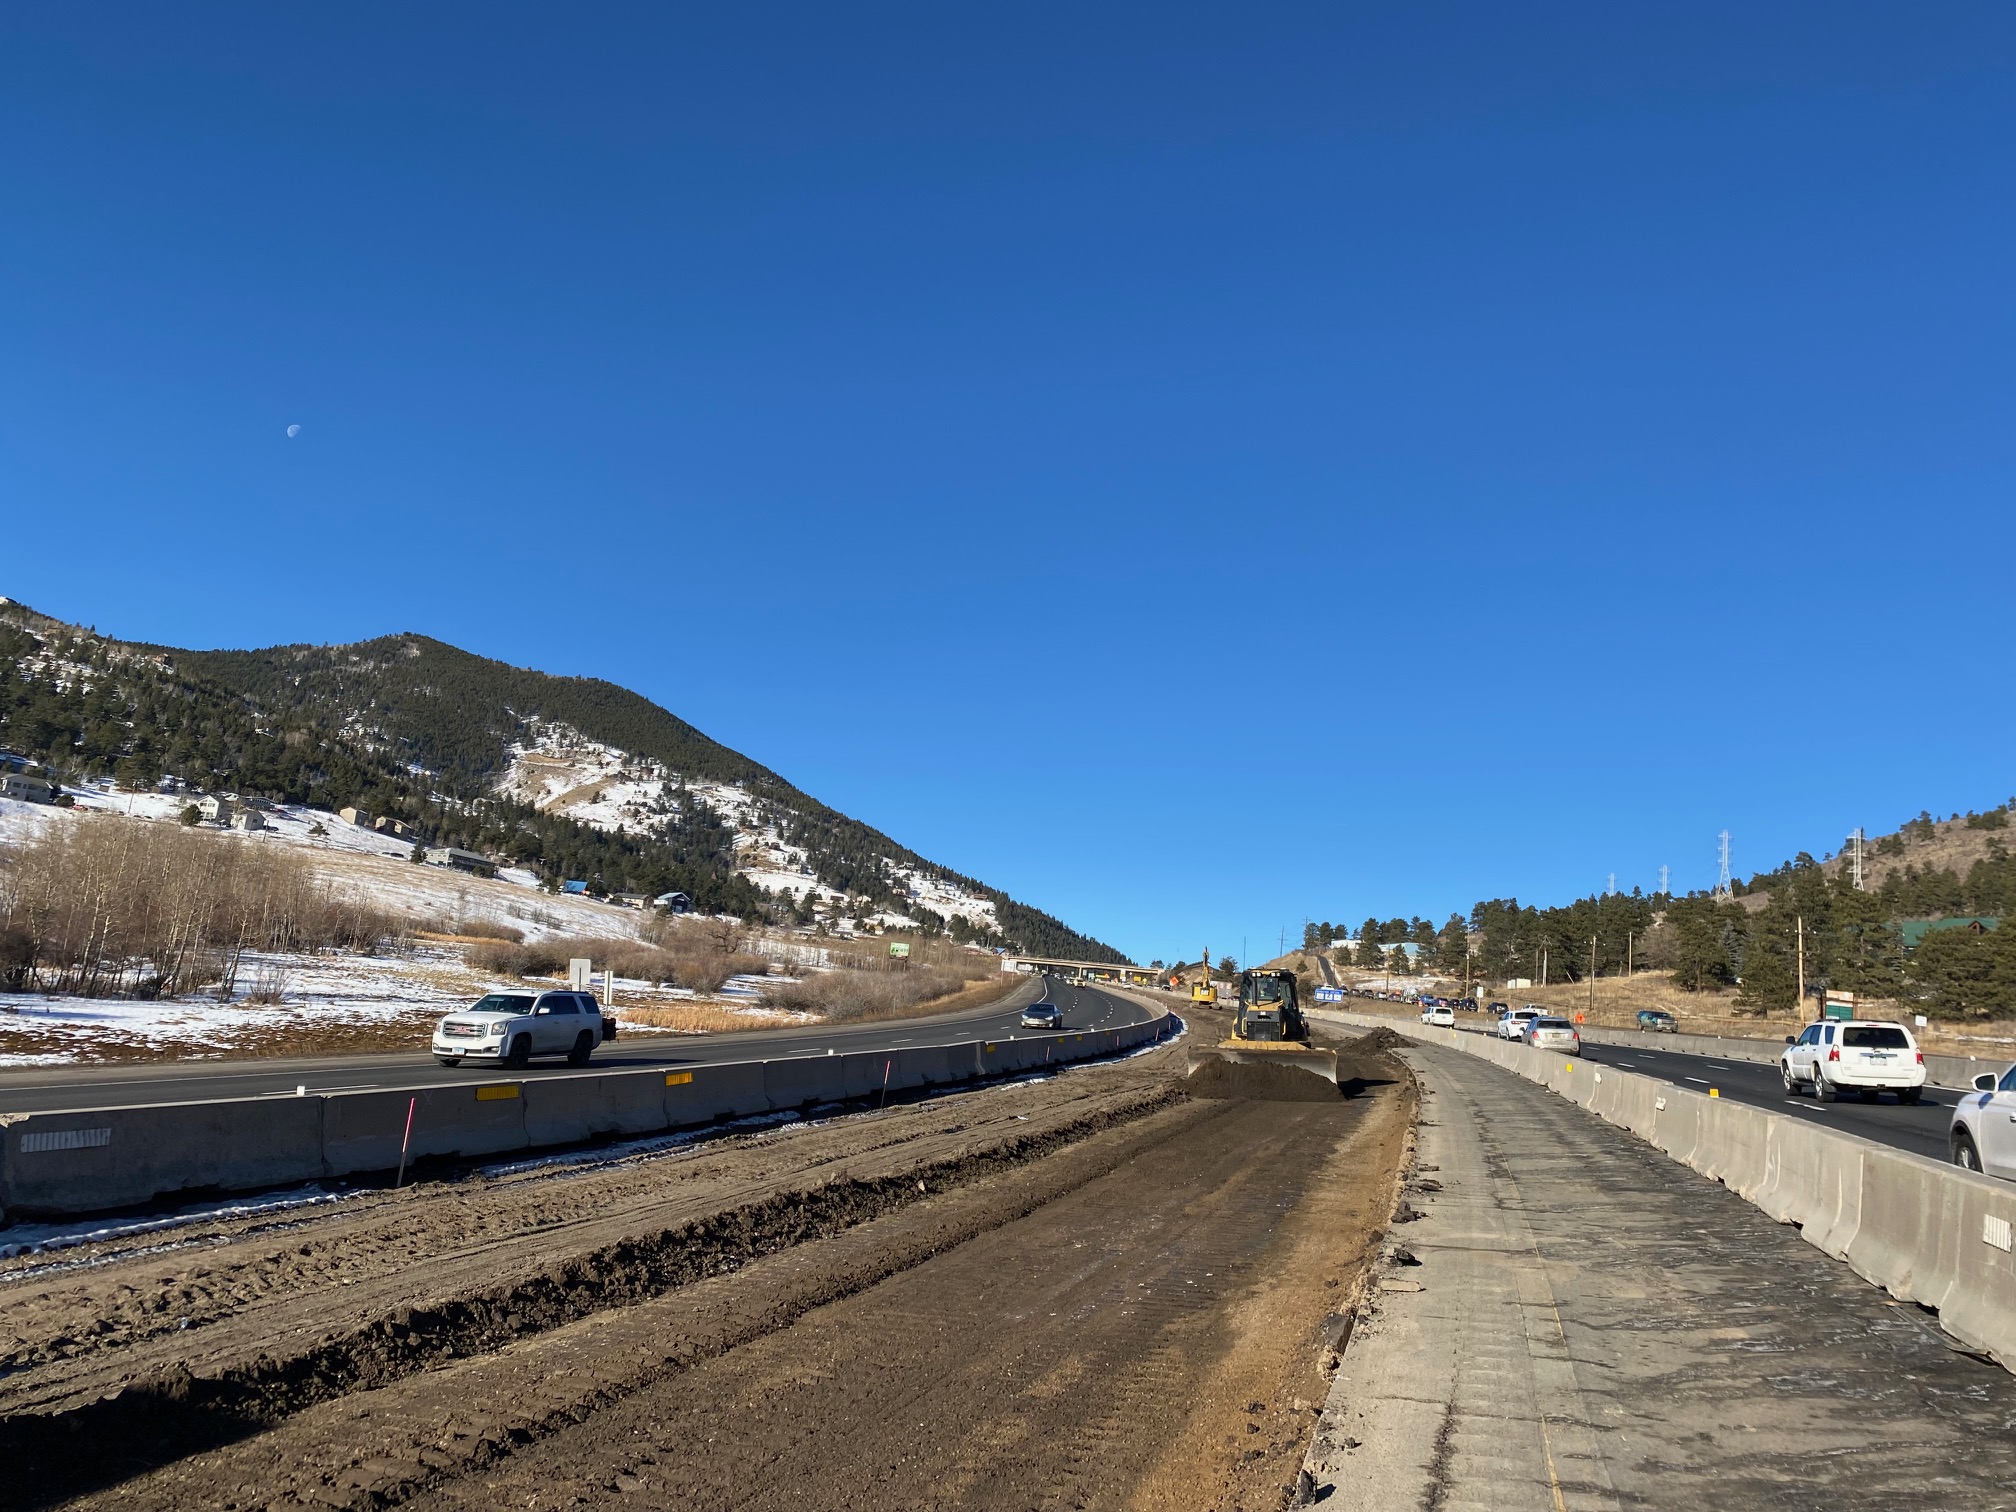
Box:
left=488, top=1022, right=507, bottom=1037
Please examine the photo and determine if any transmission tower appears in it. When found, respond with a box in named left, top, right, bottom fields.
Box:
left=1657, top=864, right=1670, bottom=898
left=1714, top=831, right=1733, bottom=901
left=1847, top=828, right=1866, bottom=891
left=1606, top=872, right=1616, bottom=896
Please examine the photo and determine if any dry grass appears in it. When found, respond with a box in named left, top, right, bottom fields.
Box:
left=1342, top=971, right=2016, bottom=1054
left=610, top=1003, right=809, bottom=1034
left=761, top=961, right=1008, bottom=1024
left=462, top=934, right=770, bottom=993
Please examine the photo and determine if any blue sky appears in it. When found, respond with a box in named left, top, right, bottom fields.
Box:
left=4, top=5, right=2014, bottom=967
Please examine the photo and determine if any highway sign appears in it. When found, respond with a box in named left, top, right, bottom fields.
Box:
left=889, top=942, right=911, bottom=958
left=1314, top=985, right=1344, bottom=1003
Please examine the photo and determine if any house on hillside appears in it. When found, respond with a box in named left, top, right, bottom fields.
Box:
left=611, top=893, right=651, bottom=908
left=424, top=847, right=497, bottom=878
left=197, top=795, right=234, bottom=823
left=1898, top=917, right=2002, bottom=950
left=339, top=805, right=373, bottom=828
left=562, top=880, right=589, bottom=895
left=372, top=816, right=418, bottom=839
left=1, top=773, right=57, bottom=804
left=654, top=891, right=693, bottom=914
left=0, top=751, right=31, bottom=775
left=229, top=808, right=267, bottom=832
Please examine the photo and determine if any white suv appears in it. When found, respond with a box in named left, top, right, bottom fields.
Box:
left=434, top=989, right=605, bottom=1069
left=1421, top=1003, right=1456, bottom=1028
left=1497, top=1006, right=1541, bottom=1041
left=1780, top=1019, right=1925, bottom=1103
left=1952, top=1065, right=2016, bottom=1176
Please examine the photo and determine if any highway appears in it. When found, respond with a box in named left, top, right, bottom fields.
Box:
left=1573, top=1036, right=1960, bottom=1162
left=1421, top=1018, right=1964, bottom=1163
left=0, top=974, right=1156, bottom=1115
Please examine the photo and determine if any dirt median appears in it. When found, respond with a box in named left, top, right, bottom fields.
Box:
left=3, top=1036, right=1414, bottom=1512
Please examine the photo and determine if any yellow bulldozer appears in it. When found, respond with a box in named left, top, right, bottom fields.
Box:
left=1190, top=947, right=1218, bottom=1006
left=1188, top=966, right=1339, bottom=1085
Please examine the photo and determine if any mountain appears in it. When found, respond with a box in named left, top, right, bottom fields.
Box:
left=0, top=596, right=1127, bottom=963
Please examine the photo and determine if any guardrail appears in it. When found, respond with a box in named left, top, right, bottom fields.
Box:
left=1313, top=1007, right=2016, bottom=1374
left=0, top=1014, right=1178, bottom=1222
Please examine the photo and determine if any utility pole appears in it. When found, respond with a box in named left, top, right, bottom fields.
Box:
left=1541, top=944, right=1548, bottom=986
left=1626, top=930, right=1633, bottom=979
left=1796, top=914, right=1806, bottom=1010
left=1589, top=935, right=1597, bottom=1017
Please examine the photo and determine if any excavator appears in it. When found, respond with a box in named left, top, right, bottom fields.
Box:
left=1188, top=966, right=1339, bottom=1085
left=1190, top=947, right=1218, bottom=1006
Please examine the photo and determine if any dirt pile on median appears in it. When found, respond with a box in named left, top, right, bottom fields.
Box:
left=1183, top=1057, right=1341, bottom=1102
left=1350, top=1026, right=1408, bottom=1054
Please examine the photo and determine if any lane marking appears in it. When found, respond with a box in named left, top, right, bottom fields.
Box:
left=1683, top=1077, right=1710, bottom=1085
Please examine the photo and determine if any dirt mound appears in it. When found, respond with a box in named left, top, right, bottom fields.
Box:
left=1184, top=1056, right=1340, bottom=1102
left=1350, top=1026, right=1409, bottom=1054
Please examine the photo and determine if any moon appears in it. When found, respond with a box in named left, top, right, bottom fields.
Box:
left=286, top=423, right=301, bottom=438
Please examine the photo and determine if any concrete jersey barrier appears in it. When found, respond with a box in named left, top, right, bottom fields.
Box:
left=1310, top=1006, right=2016, bottom=1374
left=0, top=1008, right=1178, bottom=1222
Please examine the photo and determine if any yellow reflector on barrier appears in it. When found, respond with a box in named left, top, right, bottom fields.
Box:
left=1709, top=1088, right=1720, bottom=1098
left=475, top=1084, right=520, bottom=1101
left=666, top=1072, right=693, bottom=1087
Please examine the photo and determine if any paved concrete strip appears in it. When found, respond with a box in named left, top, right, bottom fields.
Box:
left=1306, top=1042, right=2016, bottom=1511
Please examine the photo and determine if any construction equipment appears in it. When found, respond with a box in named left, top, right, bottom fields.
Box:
left=1187, top=967, right=1339, bottom=1084
left=1190, top=946, right=1218, bottom=1006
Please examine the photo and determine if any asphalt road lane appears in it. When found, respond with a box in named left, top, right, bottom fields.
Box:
left=1512, top=1031, right=1962, bottom=1163
left=0, top=974, right=1157, bottom=1115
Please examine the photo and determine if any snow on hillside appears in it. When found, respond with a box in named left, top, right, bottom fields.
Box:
left=492, top=720, right=1001, bottom=932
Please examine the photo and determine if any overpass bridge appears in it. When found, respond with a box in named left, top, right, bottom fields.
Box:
left=999, top=954, right=1165, bottom=988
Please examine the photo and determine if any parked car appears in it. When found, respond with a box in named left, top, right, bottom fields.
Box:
left=1421, top=1002, right=1456, bottom=1028
left=1497, top=1006, right=1542, bottom=1041
left=1486, top=1001, right=1509, bottom=1017
left=1781, top=1019, right=1925, bottom=1102
left=433, top=989, right=604, bottom=1068
left=1952, top=1065, right=2016, bottom=1175
left=1020, top=1001, right=1064, bottom=1030
left=1528, top=1017, right=1581, bottom=1055
left=1636, top=1010, right=1678, bottom=1033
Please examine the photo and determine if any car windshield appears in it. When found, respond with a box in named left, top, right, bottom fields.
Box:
left=1842, top=1025, right=1910, bottom=1049
left=470, top=993, right=535, bottom=1015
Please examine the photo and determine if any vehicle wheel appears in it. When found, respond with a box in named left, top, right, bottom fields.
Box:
left=1900, top=1087, right=1922, bottom=1105
left=1954, top=1131, right=1982, bottom=1171
left=435, top=1056, right=462, bottom=1068
left=1781, top=1063, right=1798, bottom=1095
left=567, top=1031, right=594, bottom=1067
left=1814, top=1067, right=1836, bottom=1101
left=503, top=1035, right=530, bottom=1070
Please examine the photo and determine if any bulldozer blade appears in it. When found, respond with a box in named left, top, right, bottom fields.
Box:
left=1186, top=1041, right=1339, bottom=1085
